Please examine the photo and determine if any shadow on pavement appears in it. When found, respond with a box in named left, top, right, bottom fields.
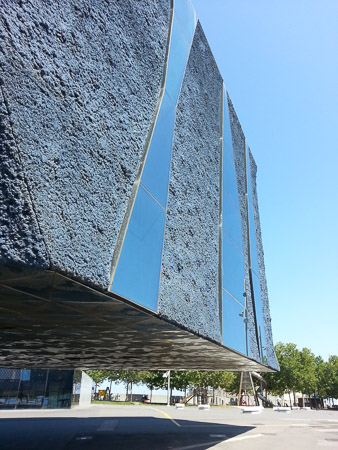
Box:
left=0, top=416, right=254, bottom=449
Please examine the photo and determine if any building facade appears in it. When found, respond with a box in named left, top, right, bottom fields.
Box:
left=0, top=0, right=278, bottom=372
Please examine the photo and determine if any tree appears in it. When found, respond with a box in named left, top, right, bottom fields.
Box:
left=325, top=356, right=338, bottom=400
left=265, top=342, right=301, bottom=405
left=143, top=371, right=167, bottom=402
left=297, top=348, right=317, bottom=399
left=115, top=370, right=148, bottom=401
left=107, top=371, right=121, bottom=399
left=86, top=370, right=110, bottom=395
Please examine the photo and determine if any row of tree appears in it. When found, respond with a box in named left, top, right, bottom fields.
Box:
left=86, top=343, right=338, bottom=403
left=265, top=343, right=338, bottom=404
left=86, top=369, right=239, bottom=402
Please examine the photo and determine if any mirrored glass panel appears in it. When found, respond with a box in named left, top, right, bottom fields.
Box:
left=141, top=91, right=176, bottom=207
left=111, top=186, right=166, bottom=312
left=165, top=14, right=191, bottom=105
left=174, top=0, right=197, bottom=42
left=222, top=233, right=245, bottom=305
left=252, top=273, right=266, bottom=362
left=222, top=192, right=243, bottom=251
left=223, top=147, right=240, bottom=208
left=222, top=289, right=246, bottom=354
left=246, top=147, right=260, bottom=277
left=223, top=90, right=233, bottom=154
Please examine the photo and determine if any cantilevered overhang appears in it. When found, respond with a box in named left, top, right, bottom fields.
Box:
left=0, top=267, right=275, bottom=372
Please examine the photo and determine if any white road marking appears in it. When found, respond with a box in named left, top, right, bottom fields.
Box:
left=316, top=429, right=338, bottom=432
left=223, top=434, right=263, bottom=443
left=318, top=440, right=338, bottom=447
left=97, top=419, right=119, bottom=432
left=282, top=418, right=312, bottom=421
left=176, top=440, right=225, bottom=449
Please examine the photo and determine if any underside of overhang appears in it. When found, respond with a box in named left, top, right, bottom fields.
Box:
left=0, top=266, right=275, bottom=372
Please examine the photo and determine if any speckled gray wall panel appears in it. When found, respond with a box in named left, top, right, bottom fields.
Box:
left=158, top=23, right=222, bottom=343
left=0, top=0, right=170, bottom=289
left=227, top=95, right=260, bottom=360
left=0, top=88, right=50, bottom=271
left=249, top=150, right=279, bottom=370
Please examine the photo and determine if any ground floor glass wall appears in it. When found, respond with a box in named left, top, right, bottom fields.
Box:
left=0, top=368, right=74, bottom=409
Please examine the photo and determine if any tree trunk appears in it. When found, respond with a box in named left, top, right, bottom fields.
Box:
left=126, top=382, right=129, bottom=401
left=131, top=381, right=133, bottom=402
left=293, top=390, right=296, bottom=407
left=150, top=388, right=153, bottom=403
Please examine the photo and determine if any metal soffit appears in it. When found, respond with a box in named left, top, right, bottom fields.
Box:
left=0, top=268, right=275, bottom=372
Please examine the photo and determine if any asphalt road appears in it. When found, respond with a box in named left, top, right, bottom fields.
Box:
left=0, top=405, right=338, bottom=449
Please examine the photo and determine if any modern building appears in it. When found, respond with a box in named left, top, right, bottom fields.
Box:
left=0, top=0, right=278, bottom=379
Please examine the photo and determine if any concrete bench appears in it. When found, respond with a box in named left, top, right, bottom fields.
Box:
left=273, top=407, right=291, bottom=413
left=175, top=403, right=185, bottom=409
left=198, top=404, right=210, bottom=410
left=241, top=406, right=263, bottom=414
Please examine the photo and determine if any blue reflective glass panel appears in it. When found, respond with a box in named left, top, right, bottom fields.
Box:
left=223, top=145, right=240, bottom=208
left=222, top=233, right=245, bottom=305
left=165, top=14, right=191, bottom=105
left=223, top=90, right=233, bottom=154
left=111, top=186, right=165, bottom=312
left=174, top=0, right=197, bottom=42
left=252, top=273, right=266, bottom=362
left=246, top=150, right=260, bottom=277
left=141, top=91, right=176, bottom=207
left=223, top=192, right=243, bottom=251
left=222, top=289, right=246, bottom=354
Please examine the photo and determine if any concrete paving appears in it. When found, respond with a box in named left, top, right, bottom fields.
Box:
left=0, top=404, right=338, bottom=449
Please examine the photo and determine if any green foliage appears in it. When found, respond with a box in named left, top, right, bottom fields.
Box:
left=325, top=356, right=338, bottom=399
left=85, top=370, right=110, bottom=393
left=85, top=344, right=338, bottom=403
left=265, top=343, right=338, bottom=400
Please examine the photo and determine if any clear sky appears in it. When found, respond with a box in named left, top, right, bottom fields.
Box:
left=192, top=0, right=338, bottom=360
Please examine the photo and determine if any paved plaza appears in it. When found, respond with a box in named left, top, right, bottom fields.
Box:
left=0, top=404, right=338, bottom=449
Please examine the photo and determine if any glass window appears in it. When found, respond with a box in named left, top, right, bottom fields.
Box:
left=222, top=289, right=246, bottom=354
left=17, top=369, right=47, bottom=409
left=252, top=273, right=266, bottom=362
left=222, top=233, right=245, bottom=305
left=141, top=91, right=176, bottom=208
left=246, top=147, right=260, bottom=277
left=165, top=13, right=191, bottom=105
left=111, top=186, right=166, bottom=312
left=223, top=146, right=240, bottom=209
left=223, top=90, right=233, bottom=155
left=174, top=0, right=197, bottom=43
left=45, top=370, right=73, bottom=409
left=222, top=191, right=243, bottom=251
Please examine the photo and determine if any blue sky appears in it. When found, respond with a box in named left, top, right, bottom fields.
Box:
left=192, top=0, right=338, bottom=360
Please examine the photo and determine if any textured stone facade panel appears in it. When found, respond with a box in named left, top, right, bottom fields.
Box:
left=158, top=24, right=222, bottom=343
left=0, top=88, right=49, bottom=271
left=0, top=0, right=170, bottom=289
left=227, top=95, right=261, bottom=361
left=249, top=150, right=279, bottom=369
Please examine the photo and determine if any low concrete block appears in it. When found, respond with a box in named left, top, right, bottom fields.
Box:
left=273, top=407, right=291, bottom=413
left=175, top=403, right=185, bottom=409
left=198, top=404, right=210, bottom=410
left=241, top=406, right=263, bottom=414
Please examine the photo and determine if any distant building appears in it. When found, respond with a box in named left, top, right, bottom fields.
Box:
left=0, top=0, right=278, bottom=379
